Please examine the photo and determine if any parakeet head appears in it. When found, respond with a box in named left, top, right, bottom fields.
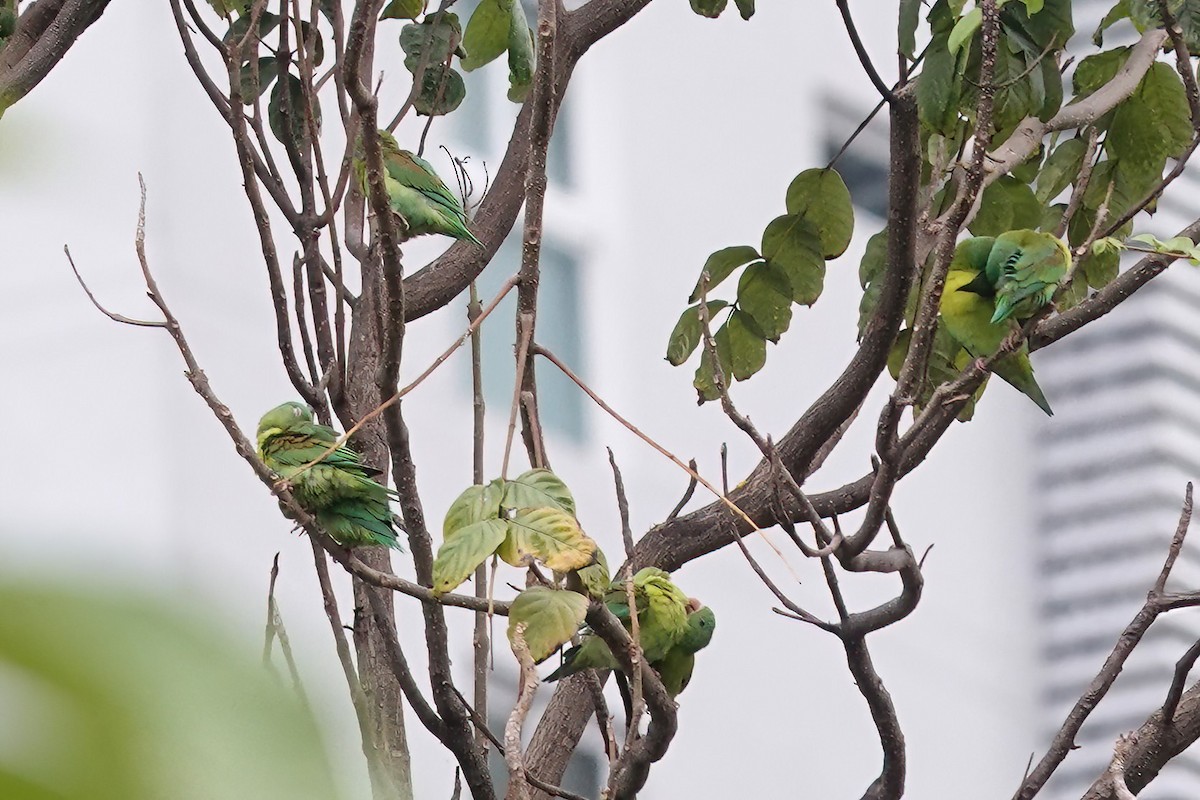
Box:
left=257, top=401, right=313, bottom=437
left=677, top=605, right=716, bottom=652
left=352, top=128, right=402, bottom=160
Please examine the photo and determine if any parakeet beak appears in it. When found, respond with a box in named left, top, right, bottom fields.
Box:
left=686, top=597, right=703, bottom=613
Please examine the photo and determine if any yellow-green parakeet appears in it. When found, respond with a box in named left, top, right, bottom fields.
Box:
left=959, top=230, right=1071, bottom=323
left=654, top=603, right=717, bottom=697
left=545, top=569, right=714, bottom=696
left=940, top=269, right=1054, bottom=416
left=354, top=129, right=481, bottom=245
left=257, top=401, right=403, bottom=549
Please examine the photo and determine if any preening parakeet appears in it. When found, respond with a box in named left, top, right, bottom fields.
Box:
left=545, top=568, right=712, bottom=696
left=353, top=129, right=481, bottom=245
left=654, top=603, right=717, bottom=697
left=940, top=269, right=1054, bottom=416
left=959, top=230, right=1071, bottom=323
left=257, top=401, right=403, bottom=549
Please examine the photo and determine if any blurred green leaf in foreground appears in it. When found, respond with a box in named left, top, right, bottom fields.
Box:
left=0, top=583, right=340, bottom=800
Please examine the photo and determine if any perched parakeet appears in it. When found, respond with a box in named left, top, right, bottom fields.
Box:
left=544, top=568, right=692, bottom=687
left=353, top=129, right=481, bottom=245
left=654, top=603, right=717, bottom=697
left=958, top=230, right=1071, bottom=323
left=257, top=401, right=403, bottom=549
left=940, top=269, right=1054, bottom=416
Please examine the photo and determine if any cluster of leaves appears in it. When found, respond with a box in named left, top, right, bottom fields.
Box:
left=461, top=0, right=537, bottom=102
left=918, top=0, right=1070, bottom=141
left=688, top=0, right=755, bottom=20
left=217, top=7, right=327, bottom=148
left=873, top=0, right=1200, bottom=419
left=431, top=468, right=600, bottom=596
left=397, top=11, right=469, bottom=115
left=431, top=468, right=610, bottom=662
left=1094, top=232, right=1200, bottom=264
left=666, top=168, right=854, bottom=402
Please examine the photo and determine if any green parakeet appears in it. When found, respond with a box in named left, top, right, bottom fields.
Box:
left=353, top=129, right=481, bottom=245
left=544, top=568, right=696, bottom=691
left=655, top=604, right=717, bottom=697
left=257, top=401, right=403, bottom=549
left=959, top=230, right=1071, bottom=323
left=940, top=269, right=1054, bottom=416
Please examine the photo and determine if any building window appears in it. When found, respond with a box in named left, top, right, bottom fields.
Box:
left=473, top=236, right=588, bottom=442
left=822, top=95, right=889, bottom=219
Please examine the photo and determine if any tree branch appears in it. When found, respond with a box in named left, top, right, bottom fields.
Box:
left=0, top=0, right=111, bottom=115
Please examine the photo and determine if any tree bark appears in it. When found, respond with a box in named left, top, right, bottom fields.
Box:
left=346, top=260, right=415, bottom=800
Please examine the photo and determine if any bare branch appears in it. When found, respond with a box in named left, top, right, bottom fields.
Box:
left=1012, top=484, right=1194, bottom=800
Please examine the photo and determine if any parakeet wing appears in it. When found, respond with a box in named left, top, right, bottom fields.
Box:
left=940, top=270, right=1053, bottom=415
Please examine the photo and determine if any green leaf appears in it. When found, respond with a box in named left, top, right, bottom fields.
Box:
left=761, top=214, right=825, bottom=305
left=443, top=479, right=505, bottom=537
left=1081, top=247, right=1119, bottom=289
left=1131, top=0, right=1200, bottom=51
left=1020, top=0, right=1045, bottom=13
left=0, top=585, right=340, bottom=800
left=1036, top=137, right=1087, bottom=204
left=784, top=168, right=855, bottom=258
left=899, top=0, right=921, bottom=59
left=689, top=0, right=728, bottom=17
left=400, top=13, right=468, bottom=116
left=236, top=56, right=278, bottom=103
left=461, top=0, right=511, bottom=71
left=502, top=468, right=576, bottom=515
left=223, top=11, right=280, bottom=48
left=295, top=20, right=325, bottom=66
left=1108, top=63, right=1192, bottom=170
left=571, top=550, right=611, bottom=599
left=969, top=176, right=1040, bottom=236
left=507, top=587, right=589, bottom=663
left=949, top=7, right=982, bottom=55
left=689, top=245, right=761, bottom=302
left=506, top=0, right=535, bottom=101
left=497, top=508, right=597, bottom=572
left=1072, top=46, right=1130, bottom=98
left=666, top=300, right=729, bottom=366
left=693, top=335, right=732, bottom=403
left=917, top=34, right=961, bottom=134
left=381, top=0, right=426, bottom=20
left=736, top=262, right=793, bottom=342
left=724, top=311, right=767, bottom=381
left=1093, top=0, right=1130, bottom=46
left=732, top=0, right=755, bottom=20
left=431, top=519, right=509, bottom=596
left=268, top=72, right=320, bottom=148
left=858, top=228, right=889, bottom=288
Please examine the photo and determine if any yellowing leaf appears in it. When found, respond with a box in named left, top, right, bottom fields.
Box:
left=497, top=508, right=595, bottom=572
left=507, top=586, right=589, bottom=663
left=431, top=519, right=509, bottom=597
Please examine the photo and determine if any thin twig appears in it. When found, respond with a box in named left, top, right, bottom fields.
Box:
left=665, top=460, right=699, bottom=522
